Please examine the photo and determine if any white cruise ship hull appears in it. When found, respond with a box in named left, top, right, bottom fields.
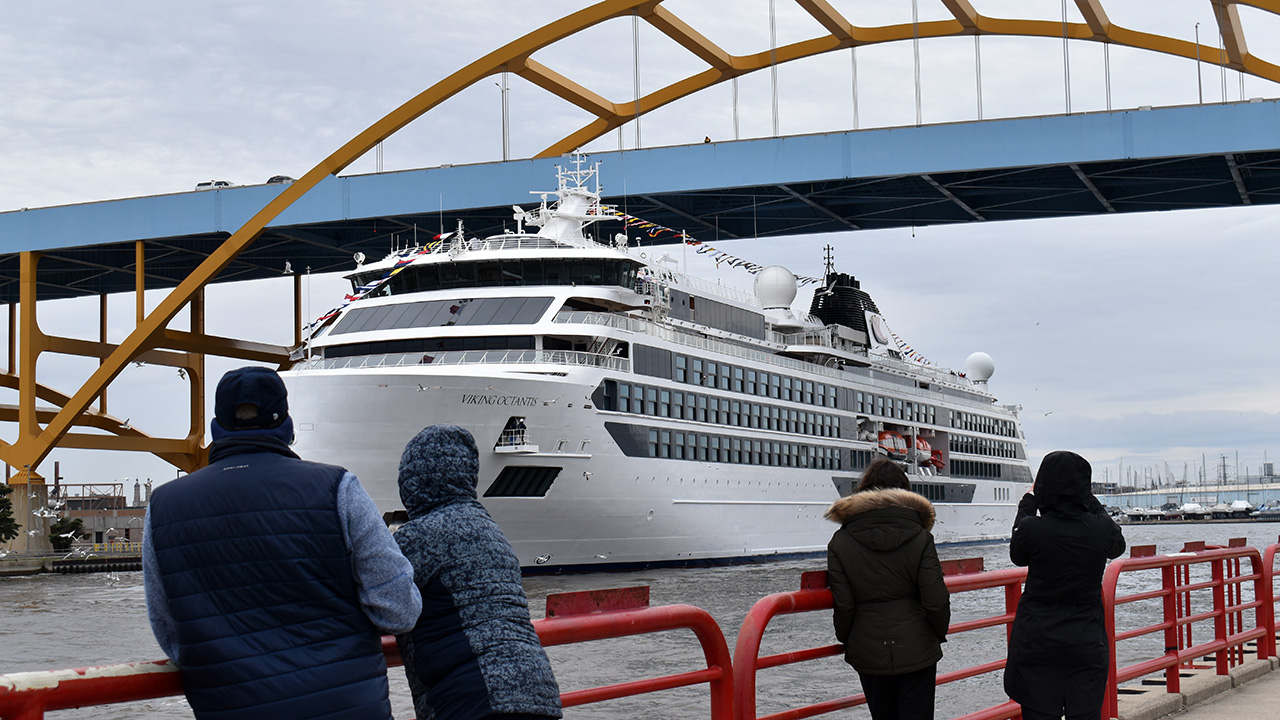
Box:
left=285, top=365, right=1017, bottom=572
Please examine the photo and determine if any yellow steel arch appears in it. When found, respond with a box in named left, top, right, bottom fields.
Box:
left=6, top=0, right=1280, bottom=480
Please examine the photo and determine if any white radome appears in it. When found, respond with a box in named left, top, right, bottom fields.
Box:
left=964, top=352, right=996, bottom=381
left=754, top=265, right=798, bottom=309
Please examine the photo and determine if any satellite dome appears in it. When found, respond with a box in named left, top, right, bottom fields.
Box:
left=754, top=266, right=798, bottom=309
left=964, top=352, right=995, bottom=382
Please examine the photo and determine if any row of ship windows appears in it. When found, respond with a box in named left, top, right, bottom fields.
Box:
left=949, top=435, right=1019, bottom=459
left=354, top=258, right=639, bottom=296
left=647, top=430, right=843, bottom=469
left=672, top=355, right=838, bottom=409
left=913, top=483, right=947, bottom=502
left=951, top=459, right=1003, bottom=479
left=953, top=410, right=1016, bottom=438
left=601, top=381, right=840, bottom=438
left=855, top=392, right=937, bottom=425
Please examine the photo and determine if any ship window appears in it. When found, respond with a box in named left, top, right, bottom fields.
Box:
left=486, top=298, right=523, bottom=325
left=358, top=306, right=393, bottom=333
left=673, top=433, right=685, bottom=459
left=672, top=392, right=684, bottom=419
left=659, top=390, right=670, bottom=417
left=647, top=429, right=658, bottom=457
left=746, top=370, right=756, bottom=395
left=675, top=355, right=687, bottom=383
left=483, top=466, right=561, bottom=498
left=733, top=367, right=743, bottom=392
left=618, top=384, right=630, bottom=413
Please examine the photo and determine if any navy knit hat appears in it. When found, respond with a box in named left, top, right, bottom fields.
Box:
left=213, top=366, right=289, bottom=430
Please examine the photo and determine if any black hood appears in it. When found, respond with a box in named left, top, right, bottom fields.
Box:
left=1034, top=450, right=1096, bottom=515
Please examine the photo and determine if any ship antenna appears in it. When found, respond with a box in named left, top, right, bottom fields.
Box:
left=823, top=244, right=835, bottom=278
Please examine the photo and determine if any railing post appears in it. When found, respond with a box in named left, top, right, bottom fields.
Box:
left=1161, top=563, right=1181, bottom=695
left=1103, top=557, right=1122, bottom=720
left=1211, top=557, right=1228, bottom=674
left=4, top=696, right=47, bottom=720
left=1263, top=543, right=1278, bottom=659
left=1003, top=573, right=1021, bottom=643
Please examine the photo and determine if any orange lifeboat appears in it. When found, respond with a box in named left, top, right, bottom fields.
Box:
left=929, top=449, right=946, bottom=471
left=914, top=437, right=932, bottom=465
left=877, top=431, right=907, bottom=460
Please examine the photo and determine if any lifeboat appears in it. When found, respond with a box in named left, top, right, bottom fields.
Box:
left=912, top=437, right=933, bottom=466
left=929, top=449, right=946, bottom=471
left=877, top=431, right=907, bottom=460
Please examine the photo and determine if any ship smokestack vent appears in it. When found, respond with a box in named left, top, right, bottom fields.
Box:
left=808, top=272, right=880, bottom=332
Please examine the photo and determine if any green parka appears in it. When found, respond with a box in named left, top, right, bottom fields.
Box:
left=825, top=488, right=950, bottom=676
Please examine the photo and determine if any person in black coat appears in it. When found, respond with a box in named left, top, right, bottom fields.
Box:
left=1004, top=450, right=1126, bottom=720
left=826, top=458, right=951, bottom=720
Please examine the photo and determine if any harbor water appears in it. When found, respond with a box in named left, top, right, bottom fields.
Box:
left=3, top=521, right=1279, bottom=719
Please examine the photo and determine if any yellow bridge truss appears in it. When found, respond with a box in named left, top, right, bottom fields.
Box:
left=5, top=0, right=1280, bottom=483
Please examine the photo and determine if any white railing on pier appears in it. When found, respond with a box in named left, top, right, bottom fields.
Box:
left=297, top=348, right=630, bottom=373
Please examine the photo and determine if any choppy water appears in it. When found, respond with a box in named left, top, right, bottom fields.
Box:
left=3, top=522, right=1277, bottom=719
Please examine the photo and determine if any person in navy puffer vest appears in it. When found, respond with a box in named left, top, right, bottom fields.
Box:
left=144, top=366, right=421, bottom=720
left=394, top=424, right=562, bottom=720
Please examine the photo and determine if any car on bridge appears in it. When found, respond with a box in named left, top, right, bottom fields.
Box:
left=194, top=180, right=233, bottom=191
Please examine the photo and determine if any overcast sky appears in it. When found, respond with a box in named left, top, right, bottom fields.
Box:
left=2, top=0, right=1280, bottom=490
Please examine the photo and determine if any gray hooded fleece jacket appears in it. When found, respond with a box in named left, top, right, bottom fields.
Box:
left=394, top=424, right=561, bottom=720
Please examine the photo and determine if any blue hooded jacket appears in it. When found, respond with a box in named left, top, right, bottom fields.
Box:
left=394, top=424, right=562, bottom=720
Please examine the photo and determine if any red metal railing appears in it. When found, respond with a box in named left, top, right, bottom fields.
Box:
left=534, top=585, right=734, bottom=717
left=731, top=559, right=1028, bottom=720
left=0, top=587, right=733, bottom=720
left=3, top=539, right=1280, bottom=720
left=1101, top=539, right=1273, bottom=720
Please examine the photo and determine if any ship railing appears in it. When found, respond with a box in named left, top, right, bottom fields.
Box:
left=665, top=272, right=762, bottom=307
left=553, top=312, right=1000, bottom=411
left=732, top=559, right=1027, bottom=720
left=295, top=348, right=630, bottom=372
left=1102, top=539, right=1275, bottom=720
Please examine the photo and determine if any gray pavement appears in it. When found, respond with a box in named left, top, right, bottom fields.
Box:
left=1115, top=656, right=1280, bottom=720
left=1172, top=663, right=1280, bottom=720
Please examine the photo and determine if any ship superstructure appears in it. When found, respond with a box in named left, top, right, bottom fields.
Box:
left=282, top=159, right=1031, bottom=572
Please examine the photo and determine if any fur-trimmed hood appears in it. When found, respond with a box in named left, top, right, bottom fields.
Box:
left=826, top=488, right=936, bottom=529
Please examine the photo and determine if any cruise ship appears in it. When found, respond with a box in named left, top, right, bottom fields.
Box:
left=282, top=159, right=1032, bottom=572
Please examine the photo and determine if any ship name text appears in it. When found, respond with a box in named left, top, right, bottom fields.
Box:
left=461, top=393, right=539, bottom=406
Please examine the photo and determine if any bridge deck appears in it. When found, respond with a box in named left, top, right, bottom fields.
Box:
left=1, top=101, right=1279, bottom=304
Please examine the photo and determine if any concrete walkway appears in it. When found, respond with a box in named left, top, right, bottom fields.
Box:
left=1116, top=654, right=1279, bottom=720
left=1172, top=662, right=1280, bottom=720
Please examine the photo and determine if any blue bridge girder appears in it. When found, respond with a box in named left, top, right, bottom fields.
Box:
left=1, top=99, right=1279, bottom=304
